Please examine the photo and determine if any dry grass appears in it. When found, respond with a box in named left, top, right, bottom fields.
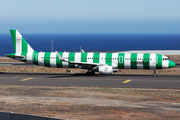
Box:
left=0, top=66, right=180, bottom=76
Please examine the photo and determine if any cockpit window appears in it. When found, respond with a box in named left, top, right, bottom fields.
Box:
left=163, top=58, right=169, bottom=60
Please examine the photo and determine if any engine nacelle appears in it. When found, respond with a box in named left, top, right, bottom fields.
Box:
left=98, top=66, right=113, bottom=74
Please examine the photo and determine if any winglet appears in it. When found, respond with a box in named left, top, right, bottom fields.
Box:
left=81, top=49, right=85, bottom=53
left=55, top=51, right=65, bottom=61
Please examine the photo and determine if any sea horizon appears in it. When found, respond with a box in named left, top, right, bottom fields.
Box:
left=0, top=33, right=180, bottom=56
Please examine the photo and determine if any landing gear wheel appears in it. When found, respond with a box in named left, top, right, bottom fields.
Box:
left=153, top=69, right=157, bottom=77
left=91, top=71, right=95, bottom=75
left=85, top=72, right=91, bottom=76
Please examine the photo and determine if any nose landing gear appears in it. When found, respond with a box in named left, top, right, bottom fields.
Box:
left=153, top=69, right=157, bottom=77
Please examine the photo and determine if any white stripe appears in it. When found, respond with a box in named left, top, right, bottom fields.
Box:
left=87, top=53, right=93, bottom=63
left=38, top=52, right=45, bottom=66
left=26, top=45, right=34, bottom=64
left=162, top=56, right=169, bottom=69
left=15, top=30, right=22, bottom=55
left=150, top=53, right=156, bottom=69
left=124, top=53, right=131, bottom=69
left=112, top=53, right=118, bottom=68
left=99, top=53, right=106, bottom=64
left=26, top=52, right=33, bottom=64
left=50, top=52, right=57, bottom=68
left=27, top=44, right=34, bottom=53
left=75, top=52, right=81, bottom=63
left=137, top=53, right=144, bottom=69
left=62, top=52, right=69, bottom=68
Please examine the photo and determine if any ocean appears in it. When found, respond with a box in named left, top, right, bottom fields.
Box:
left=0, top=33, right=180, bottom=56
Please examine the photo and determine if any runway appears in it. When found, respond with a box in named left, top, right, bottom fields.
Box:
left=0, top=72, right=179, bottom=88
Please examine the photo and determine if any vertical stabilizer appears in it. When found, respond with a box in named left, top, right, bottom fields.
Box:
left=10, top=30, right=34, bottom=55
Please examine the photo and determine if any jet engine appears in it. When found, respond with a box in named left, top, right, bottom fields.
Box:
left=98, top=66, right=113, bottom=74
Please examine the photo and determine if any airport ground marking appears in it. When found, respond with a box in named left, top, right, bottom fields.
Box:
left=21, top=77, right=33, bottom=81
left=122, top=80, right=131, bottom=83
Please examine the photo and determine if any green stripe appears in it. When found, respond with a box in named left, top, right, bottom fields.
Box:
left=10, top=30, right=16, bottom=52
left=81, top=53, right=88, bottom=62
left=69, top=52, right=75, bottom=68
left=143, top=53, right=150, bottom=69
left=44, top=52, right=51, bottom=67
left=93, top=53, right=100, bottom=63
left=56, top=52, right=63, bottom=68
left=105, top=53, right=112, bottom=66
left=118, top=53, right=125, bottom=69
left=131, top=53, right=137, bottom=69
left=7, top=53, right=15, bottom=59
left=156, top=54, right=162, bottom=69
left=22, top=37, right=28, bottom=53
left=32, top=51, right=39, bottom=65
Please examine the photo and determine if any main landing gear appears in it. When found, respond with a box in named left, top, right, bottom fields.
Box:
left=85, top=70, right=95, bottom=76
left=153, top=69, right=157, bottom=77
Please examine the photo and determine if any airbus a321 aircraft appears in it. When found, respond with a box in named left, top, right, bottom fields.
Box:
left=7, top=30, right=175, bottom=76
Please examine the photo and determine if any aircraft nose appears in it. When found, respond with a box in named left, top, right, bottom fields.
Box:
left=169, top=60, right=175, bottom=68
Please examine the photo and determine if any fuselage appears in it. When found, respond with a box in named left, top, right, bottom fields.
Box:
left=9, top=52, right=175, bottom=70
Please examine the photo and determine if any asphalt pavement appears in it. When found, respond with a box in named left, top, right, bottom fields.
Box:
left=0, top=72, right=179, bottom=88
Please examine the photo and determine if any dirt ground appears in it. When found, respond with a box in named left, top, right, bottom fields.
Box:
left=0, top=85, right=180, bottom=120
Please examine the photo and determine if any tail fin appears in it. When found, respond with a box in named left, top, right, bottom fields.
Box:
left=10, top=29, right=34, bottom=55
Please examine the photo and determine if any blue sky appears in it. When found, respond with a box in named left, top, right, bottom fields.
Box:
left=0, top=0, right=180, bottom=33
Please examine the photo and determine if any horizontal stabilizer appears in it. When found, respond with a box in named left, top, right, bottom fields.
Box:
left=6, top=54, right=25, bottom=59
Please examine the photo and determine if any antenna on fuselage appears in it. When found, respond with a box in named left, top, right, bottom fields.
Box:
left=51, top=39, right=53, bottom=52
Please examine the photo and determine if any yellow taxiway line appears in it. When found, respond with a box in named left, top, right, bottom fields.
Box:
left=122, top=80, right=131, bottom=83
left=21, top=77, right=33, bottom=81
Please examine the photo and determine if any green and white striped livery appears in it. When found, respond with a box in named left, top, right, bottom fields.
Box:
left=7, top=30, right=175, bottom=76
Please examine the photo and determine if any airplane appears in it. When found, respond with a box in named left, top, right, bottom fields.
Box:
left=7, top=30, right=175, bottom=76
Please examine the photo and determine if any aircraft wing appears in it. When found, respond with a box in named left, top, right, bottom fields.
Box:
left=55, top=51, right=107, bottom=67
left=81, top=49, right=85, bottom=53
left=68, top=61, right=107, bottom=66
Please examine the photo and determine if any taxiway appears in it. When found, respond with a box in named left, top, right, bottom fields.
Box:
left=0, top=72, right=179, bottom=88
